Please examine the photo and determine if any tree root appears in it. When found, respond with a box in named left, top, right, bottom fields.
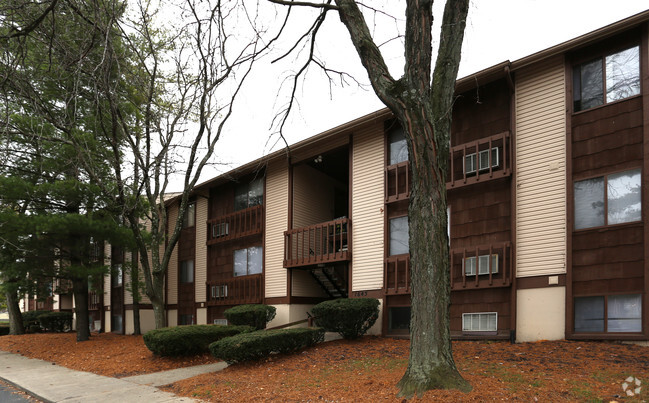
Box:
left=396, top=365, right=472, bottom=399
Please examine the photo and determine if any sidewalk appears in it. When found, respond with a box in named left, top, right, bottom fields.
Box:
left=0, top=351, right=215, bottom=402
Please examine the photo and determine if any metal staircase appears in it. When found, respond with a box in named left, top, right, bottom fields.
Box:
left=310, top=266, right=348, bottom=298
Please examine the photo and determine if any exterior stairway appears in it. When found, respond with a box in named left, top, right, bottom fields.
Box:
left=310, top=266, right=348, bottom=298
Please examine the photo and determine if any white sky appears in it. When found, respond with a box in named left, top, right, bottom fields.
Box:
left=176, top=0, right=649, bottom=190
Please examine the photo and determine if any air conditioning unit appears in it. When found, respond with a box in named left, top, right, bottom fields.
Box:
left=212, top=222, right=229, bottom=238
left=213, top=319, right=228, bottom=326
left=465, top=147, right=499, bottom=174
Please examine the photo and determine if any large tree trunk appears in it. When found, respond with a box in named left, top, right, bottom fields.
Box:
left=5, top=286, right=25, bottom=335
left=150, top=272, right=166, bottom=329
left=72, top=278, right=90, bottom=341
left=131, top=251, right=141, bottom=335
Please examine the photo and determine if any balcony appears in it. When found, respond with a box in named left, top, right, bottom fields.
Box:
left=450, top=241, right=513, bottom=289
left=384, top=254, right=410, bottom=295
left=206, top=274, right=263, bottom=306
left=206, top=205, right=263, bottom=245
left=447, top=131, right=512, bottom=189
left=385, top=161, right=410, bottom=203
left=284, top=218, right=351, bottom=268
left=88, top=291, right=101, bottom=310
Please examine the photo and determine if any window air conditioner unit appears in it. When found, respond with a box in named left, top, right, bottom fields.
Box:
left=213, top=319, right=228, bottom=326
left=212, top=222, right=229, bottom=238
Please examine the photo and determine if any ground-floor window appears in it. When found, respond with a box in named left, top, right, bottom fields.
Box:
left=574, top=294, right=641, bottom=333
left=179, top=314, right=194, bottom=326
left=388, top=306, right=410, bottom=334
left=462, top=312, right=497, bottom=332
left=111, top=314, right=123, bottom=333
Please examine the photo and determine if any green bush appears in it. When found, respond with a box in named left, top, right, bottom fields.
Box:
left=37, top=311, right=73, bottom=332
left=224, top=304, right=276, bottom=330
left=143, top=324, right=254, bottom=357
left=0, top=325, right=9, bottom=336
left=22, top=310, right=50, bottom=330
left=311, top=298, right=379, bottom=339
left=209, top=327, right=324, bottom=364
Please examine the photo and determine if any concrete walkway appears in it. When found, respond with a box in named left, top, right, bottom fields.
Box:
left=0, top=351, right=221, bottom=402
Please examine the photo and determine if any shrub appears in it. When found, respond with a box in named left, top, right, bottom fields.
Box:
left=209, top=327, right=324, bottom=364
left=37, top=311, right=73, bottom=332
left=143, top=324, right=254, bottom=357
left=22, top=310, right=50, bottom=330
left=311, top=298, right=379, bottom=339
left=224, top=304, right=276, bottom=330
left=0, top=325, right=9, bottom=336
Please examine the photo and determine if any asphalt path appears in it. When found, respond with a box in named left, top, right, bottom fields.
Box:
left=0, top=380, right=39, bottom=402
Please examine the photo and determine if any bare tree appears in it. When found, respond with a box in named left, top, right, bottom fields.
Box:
left=268, top=0, right=471, bottom=397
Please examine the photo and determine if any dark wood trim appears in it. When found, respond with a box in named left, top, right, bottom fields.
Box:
left=286, top=162, right=293, bottom=299
left=264, top=296, right=290, bottom=305
left=508, top=68, right=518, bottom=336
left=165, top=304, right=178, bottom=310
left=263, top=296, right=328, bottom=306
left=641, top=22, right=649, bottom=339
left=124, top=304, right=154, bottom=310
left=565, top=54, right=575, bottom=339
left=516, top=274, right=567, bottom=290
left=262, top=173, right=267, bottom=303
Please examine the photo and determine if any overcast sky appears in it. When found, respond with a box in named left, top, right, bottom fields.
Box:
left=177, top=0, right=649, bottom=190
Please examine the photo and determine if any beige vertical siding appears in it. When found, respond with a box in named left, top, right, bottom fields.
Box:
left=515, top=55, right=567, bottom=277
left=351, top=121, right=385, bottom=291
left=195, top=197, right=208, bottom=303
left=166, top=204, right=179, bottom=304
left=292, top=165, right=338, bottom=229
left=265, top=160, right=289, bottom=297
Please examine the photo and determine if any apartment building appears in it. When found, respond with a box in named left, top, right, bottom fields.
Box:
left=94, top=10, right=649, bottom=342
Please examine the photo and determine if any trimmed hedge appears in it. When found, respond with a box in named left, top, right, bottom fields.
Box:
left=22, top=310, right=50, bottom=328
left=143, top=324, right=254, bottom=357
left=0, top=325, right=9, bottom=336
left=311, top=298, right=379, bottom=339
left=38, top=311, right=73, bottom=332
left=224, top=304, right=276, bottom=330
left=209, top=327, right=324, bottom=364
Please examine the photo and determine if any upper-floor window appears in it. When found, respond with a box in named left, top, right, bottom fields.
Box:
left=389, top=216, right=409, bottom=256
left=235, top=178, right=263, bottom=211
left=182, top=203, right=195, bottom=228
left=574, top=168, right=641, bottom=230
left=234, top=246, right=263, bottom=276
left=573, top=45, right=640, bottom=112
left=388, top=126, right=408, bottom=165
left=180, top=260, right=194, bottom=283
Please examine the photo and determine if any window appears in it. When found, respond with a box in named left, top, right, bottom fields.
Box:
left=112, top=314, right=123, bottom=332
left=463, top=312, right=497, bottom=332
left=464, top=147, right=499, bottom=175
left=574, top=169, right=641, bottom=229
left=211, top=285, right=228, bottom=298
left=212, top=222, right=229, bottom=238
left=388, top=125, right=408, bottom=165
left=180, top=260, right=194, bottom=283
left=179, top=314, right=194, bottom=326
left=574, top=294, right=641, bottom=333
left=235, top=178, right=263, bottom=211
left=573, top=46, right=640, bottom=112
left=233, top=246, right=263, bottom=276
left=389, top=216, right=409, bottom=256
left=388, top=306, right=410, bottom=334
left=182, top=203, right=195, bottom=228
left=112, top=264, right=123, bottom=287
left=463, top=254, right=499, bottom=276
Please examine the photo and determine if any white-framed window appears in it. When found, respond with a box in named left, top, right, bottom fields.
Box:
left=462, top=312, right=497, bottom=332
left=463, top=254, right=498, bottom=276
left=389, top=216, right=409, bottom=256
left=182, top=203, right=196, bottom=228
left=464, top=147, right=499, bottom=175
left=235, top=178, right=264, bottom=211
left=573, top=46, right=640, bottom=112
left=233, top=246, right=263, bottom=276
left=180, top=260, right=194, bottom=283
left=388, top=125, right=408, bottom=165
left=574, top=294, right=642, bottom=333
left=212, top=222, right=229, bottom=238
left=574, top=169, right=641, bottom=230
left=211, top=285, right=228, bottom=298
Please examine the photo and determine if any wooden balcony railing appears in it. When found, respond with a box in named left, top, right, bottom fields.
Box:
left=447, top=131, right=512, bottom=189
left=206, top=205, right=263, bottom=245
left=450, top=241, right=513, bottom=289
left=284, top=218, right=351, bottom=268
left=385, top=161, right=410, bottom=203
left=206, top=274, right=263, bottom=306
left=88, top=291, right=101, bottom=310
left=384, top=254, right=410, bottom=295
